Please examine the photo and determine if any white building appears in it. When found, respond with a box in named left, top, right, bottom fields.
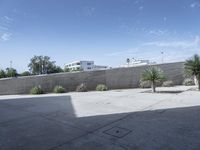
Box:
left=93, top=65, right=108, bottom=71
left=65, top=60, right=108, bottom=71
left=121, top=58, right=156, bottom=68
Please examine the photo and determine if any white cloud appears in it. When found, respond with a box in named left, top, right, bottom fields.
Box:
left=105, top=48, right=140, bottom=56
left=1, top=33, right=12, bottom=41
left=106, top=37, right=200, bottom=57
left=148, top=29, right=167, bottom=36
left=190, top=2, right=200, bottom=8
left=0, top=26, right=8, bottom=30
left=134, top=1, right=139, bottom=4
left=4, top=16, right=13, bottom=22
left=0, top=16, right=13, bottom=41
left=77, top=7, right=96, bottom=17
left=145, top=36, right=200, bottom=49
left=139, top=6, right=143, bottom=10
left=163, top=17, right=167, bottom=22
left=104, top=37, right=200, bottom=64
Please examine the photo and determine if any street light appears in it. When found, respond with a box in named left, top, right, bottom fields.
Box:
left=126, top=58, right=130, bottom=67
left=9, top=61, right=13, bottom=77
left=161, top=51, right=164, bottom=63
left=10, top=61, right=12, bottom=69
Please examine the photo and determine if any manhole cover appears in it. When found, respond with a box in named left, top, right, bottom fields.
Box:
left=103, top=126, right=132, bottom=138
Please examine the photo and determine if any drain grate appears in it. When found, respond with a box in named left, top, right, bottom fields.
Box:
left=103, top=126, right=132, bottom=138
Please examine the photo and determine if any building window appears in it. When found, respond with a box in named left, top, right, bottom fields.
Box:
left=87, top=67, right=91, bottom=69
left=87, top=63, right=91, bottom=65
left=77, top=63, right=80, bottom=65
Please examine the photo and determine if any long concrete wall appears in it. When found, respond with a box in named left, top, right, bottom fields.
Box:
left=0, top=62, right=185, bottom=95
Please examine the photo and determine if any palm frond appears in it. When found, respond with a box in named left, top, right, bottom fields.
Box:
left=141, top=66, right=165, bottom=82
left=185, top=54, right=200, bottom=76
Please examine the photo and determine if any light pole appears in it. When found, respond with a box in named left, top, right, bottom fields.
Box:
left=10, top=61, right=12, bottom=69
left=126, top=58, right=130, bottom=67
left=10, top=61, right=13, bottom=77
left=161, top=51, right=164, bottom=64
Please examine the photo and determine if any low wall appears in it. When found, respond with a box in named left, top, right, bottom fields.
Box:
left=0, top=62, right=185, bottom=95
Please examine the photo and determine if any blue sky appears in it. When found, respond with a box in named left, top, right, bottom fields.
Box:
left=0, top=0, right=200, bottom=72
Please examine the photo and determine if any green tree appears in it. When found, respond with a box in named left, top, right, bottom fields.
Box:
left=20, top=71, right=31, bottom=76
left=141, top=66, right=165, bottom=92
left=185, top=54, right=200, bottom=90
left=28, top=55, right=62, bottom=75
left=0, top=69, right=6, bottom=78
left=64, top=67, right=70, bottom=72
left=50, top=66, right=64, bottom=73
left=6, top=68, right=18, bottom=77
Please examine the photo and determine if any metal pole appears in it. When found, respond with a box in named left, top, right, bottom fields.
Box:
left=161, top=52, right=164, bottom=63
left=10, top=61, right=12, bottom=69
left=10, top=61, right=13, bottom=77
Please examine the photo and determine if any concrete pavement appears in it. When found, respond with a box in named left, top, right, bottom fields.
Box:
left=0, top=86, right=200, bottom=150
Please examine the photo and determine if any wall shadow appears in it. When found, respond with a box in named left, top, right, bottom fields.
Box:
left=0, top=95, right=200, bottom=150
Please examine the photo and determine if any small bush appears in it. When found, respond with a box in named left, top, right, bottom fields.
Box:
left=156, top=81, right=163, bottom=87
left=183, top=78, right=195, bottom=86
left=30, top=86, right=44, bottom=94
left=162, top=80, right=174, bottom=87
left=53, top=85, right=66, bottom=93
left=139, top=80, right=163, bottom=88
left=139, top=80, right=151, bottom=88
left=76, top=83, right=87, bottom=92
left=96, top=84, right=108, bottom=91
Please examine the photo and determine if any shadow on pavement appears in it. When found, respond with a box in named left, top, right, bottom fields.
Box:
left=0, top=95, right=200, bottom=150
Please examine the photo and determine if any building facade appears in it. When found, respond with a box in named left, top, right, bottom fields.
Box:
left=121, top=58, right=156, bottom=68
left=65, top=61, right=108, bottom=71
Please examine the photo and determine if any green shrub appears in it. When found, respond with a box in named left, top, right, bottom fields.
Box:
left=53, top=85, right=66, bottom=93
left=6, top=68, right=18, bottom=77
left=184, top=54, right=200, bottom=90
left=96, top=84, right=108, bottom=91
left=30, top=86, right=44, bottom=94
left=139, top=80, right=151, bottom=88
left=0, top=69, right=6, bottom=79
left=156, top=80, right=163, bottom=87
left=141, top=67, right=165, bottom=92
left=20, top=71, right=31, bottom=76
left=183, top=78, right=195, bottom=86
left=76, top=83, right=87, bottom=92
left=139, top=80, right=163, bottom=89
left=162, top=80, right=174, bottom=87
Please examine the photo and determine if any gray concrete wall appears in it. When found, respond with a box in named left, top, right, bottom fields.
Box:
left=0, top=62, right=185, bottom=95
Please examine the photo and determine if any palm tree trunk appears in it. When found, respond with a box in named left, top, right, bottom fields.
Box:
left=198, top=75, right=200, bottom=91
left=152, top=81, right=156, bottom=93
left=194, top=76, right=198, bottom=85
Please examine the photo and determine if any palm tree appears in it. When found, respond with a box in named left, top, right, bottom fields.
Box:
left=185, top=54, right=200, bottom=90
left=141, top=66, right=165, bottom=92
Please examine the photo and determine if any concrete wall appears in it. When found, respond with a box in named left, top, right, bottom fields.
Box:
left=0, top=62, right=185, bottom=95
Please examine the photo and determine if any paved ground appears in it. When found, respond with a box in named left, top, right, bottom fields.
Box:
left=1, top=86, right=200, bottom=150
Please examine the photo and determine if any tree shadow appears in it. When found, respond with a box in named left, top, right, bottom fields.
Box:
left=142, top=90, right=184, bottom=94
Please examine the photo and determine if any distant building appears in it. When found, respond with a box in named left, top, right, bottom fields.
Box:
left=121, top=58, right=156, bottom=68
left=65, top=60, right=108, bottom=71
left=93, top=65, right=108, bottom=71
